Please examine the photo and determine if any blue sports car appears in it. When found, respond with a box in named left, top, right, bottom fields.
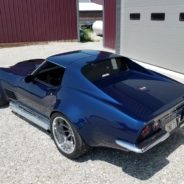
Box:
left=0, top=50, right=184, bottom=159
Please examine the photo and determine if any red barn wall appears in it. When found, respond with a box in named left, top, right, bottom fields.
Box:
left=0, top=0, right=78, bottom=44
left=103, top=0, right=116, bottom=49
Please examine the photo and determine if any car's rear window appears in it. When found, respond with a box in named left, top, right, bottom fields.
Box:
left=82, top=57, right=128, bottom=82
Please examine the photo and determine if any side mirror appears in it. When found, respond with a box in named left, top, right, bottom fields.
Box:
left=25, top=75, right=35, bottom=83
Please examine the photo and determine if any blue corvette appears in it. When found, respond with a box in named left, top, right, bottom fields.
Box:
left=0, top=50, right=184, bottom=159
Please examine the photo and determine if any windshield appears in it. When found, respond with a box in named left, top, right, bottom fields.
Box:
left=82, top=57, right=129, bottom=82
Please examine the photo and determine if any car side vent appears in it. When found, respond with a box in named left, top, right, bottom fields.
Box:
left=5, top=89, right=17, bottom=100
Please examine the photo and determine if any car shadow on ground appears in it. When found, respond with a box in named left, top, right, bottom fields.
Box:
left=1, top=105, right=51, bottom=135
left=10, top=110, right=184, bottom=180
left=77, top=130, right=184, bottom=180
left=0, top=104, right=9, bottom=109
left=12, top=112, right=51, bottom=136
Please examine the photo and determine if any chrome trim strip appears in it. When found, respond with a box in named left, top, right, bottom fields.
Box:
left=10, top=102, right=50, bottom=131
left=180, top=122, right=184, bottom=128
left=31, top=60, right=47, bottom=75
left=115, top=133, right=170, bottom=153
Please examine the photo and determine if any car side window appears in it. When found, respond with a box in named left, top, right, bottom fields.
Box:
left=34, top=61, right=65, bottom=87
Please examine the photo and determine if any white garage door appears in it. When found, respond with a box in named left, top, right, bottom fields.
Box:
left=117, top=0, right=184, bottom=74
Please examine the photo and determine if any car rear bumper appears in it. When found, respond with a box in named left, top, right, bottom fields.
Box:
left=116, top=122, right=184, bottom=153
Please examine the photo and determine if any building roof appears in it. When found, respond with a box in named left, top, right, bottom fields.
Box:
left=47, top=50, right=118, bottom=68
left=79, top=2, right=102, bottom=11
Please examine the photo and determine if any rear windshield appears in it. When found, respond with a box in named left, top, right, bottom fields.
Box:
left=82, top=57, right=129, bottom=82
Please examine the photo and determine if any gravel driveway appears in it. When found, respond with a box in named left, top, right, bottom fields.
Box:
left=0, top=41, right=184, bottom=184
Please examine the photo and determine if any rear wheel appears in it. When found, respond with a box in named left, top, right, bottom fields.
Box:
left=51, top=113, right=89, bottom=159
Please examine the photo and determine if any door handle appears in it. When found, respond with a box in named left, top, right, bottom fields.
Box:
left=47, top=90, right=54, bottom=96
left=46, top=87, right=55, bottom=96
left=49, top=92, right=53, bottom=96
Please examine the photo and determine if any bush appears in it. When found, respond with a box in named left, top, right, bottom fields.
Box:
left=80, top=29, right=92, bottom=42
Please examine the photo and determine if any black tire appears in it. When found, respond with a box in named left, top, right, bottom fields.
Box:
left=0, top=89, right=9, bottom=107
left=51, top=112, right=89, bottom=159
left=0, top=97, right=8, bottom=107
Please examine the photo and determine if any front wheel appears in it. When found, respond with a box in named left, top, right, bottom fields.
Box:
left=51, top=113, right=89, bottom=159
left=0, top=88, right=9, bottom=107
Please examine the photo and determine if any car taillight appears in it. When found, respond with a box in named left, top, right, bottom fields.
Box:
left=140, top=121, right=161, bottom=140
left=141, top=125, right=151, bottom=138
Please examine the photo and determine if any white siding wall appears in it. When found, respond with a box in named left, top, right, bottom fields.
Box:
left=119, top=0, right=184, bottom=74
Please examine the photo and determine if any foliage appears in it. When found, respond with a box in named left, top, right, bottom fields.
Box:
left=80, top=28, right=93, bottom=42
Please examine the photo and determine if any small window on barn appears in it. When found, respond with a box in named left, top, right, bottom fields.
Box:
left=130, top=13, right=140, bottom=20
left=179, top=13, right=184, bottom=21
left=151, top=13, right=165, bottom=21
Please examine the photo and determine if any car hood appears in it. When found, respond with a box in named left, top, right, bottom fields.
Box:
left=95, top=71, right=184, bottom=121
left=3, top=59, right=44, bottom=76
